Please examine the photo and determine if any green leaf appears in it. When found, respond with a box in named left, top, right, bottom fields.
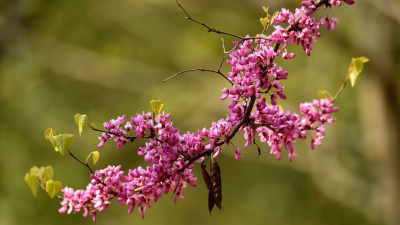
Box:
left=262, top=6, right=269, bottom=13
left=24, top=173, right=39, bottom=197
left=92, top=151, right=100, bottom=164
left=318, top=90, right=328, bottom=99
left=53, top=134, right=74, bottom=156
left=74, top=114, right=88, bottom=137
left=38, top=166, right=54, bottom=183
left=260, top=17, right=269, bottom=28
left=348, top=56, right=369, bottom=87
left=358, top=56, right=370, bottom=63
left=44, top=128, right=52, bottom=139
left=45, top=128, right=59, bottom=152
left=29, top=166, right=39, bottom=176
left=260, top=6, right=278, bottom=30
left=270, top=11, right=279, bottom=26
left=260, top=6, right=270, bottom=28
left=150, top=100, right=164, bottom=116
left=49, top=133, right=59, bottom=152
left=45, top=180, right=62, bottom=199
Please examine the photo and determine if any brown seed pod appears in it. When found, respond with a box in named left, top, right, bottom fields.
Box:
left=201, top=161, right=212, bottom=193
left=210, top=157, right=222, bottom=210
left=208, top=191, right=215, bottom=214
left=201, top=160, right=215, bottom=213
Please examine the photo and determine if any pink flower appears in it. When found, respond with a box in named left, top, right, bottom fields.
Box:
left=331, top=17, right=338, bottom=30
left=235, top=148, right=243, bottom=160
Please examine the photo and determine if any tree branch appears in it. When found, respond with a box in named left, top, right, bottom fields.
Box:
left=167, top=1, right=272, bottom=85
left=114, top=0, right=334, bottom=197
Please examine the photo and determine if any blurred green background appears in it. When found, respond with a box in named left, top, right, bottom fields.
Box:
left=1, top=0, right=399, bottom=224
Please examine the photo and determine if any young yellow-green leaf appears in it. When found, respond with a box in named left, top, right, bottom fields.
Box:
left=260, top=8, right=278, bottom=30
left=38, top=166, right=54, bottom=183
left=90, top=123, right=96, bottom=129
left=358, top=56, right=370, bottom=63
left=260, top=6, right=270, bottom=28
left=53, top=134, right=74, bottom=156
left=44, top=128, right=52, bottom=139
left=260, top=17, right=269, bottom=28
left=348, top=56, right=369, bottom=87
left=29, top=166, right=40, bottom=176
left=270, top=11, right=279, bottom=26
left=262, top=6, right=269, bottom=13
left=318, top=90, right=328, bottom=99
left=74, top=113, right=81, bottom=125
left=38, top=167, right=46, bottom=182
left=45, top=128, right=59, bottom=152
left=24, top=173, right=39, bottom=197
left=49, top=132, right=59, bottom=152
left=45, top=180, right=62, bottom=198
left=92, top=151, right=100, bottom=164
left=74, top=114, right=88, bottom=137
left=150, top=100, right=164, bottom=116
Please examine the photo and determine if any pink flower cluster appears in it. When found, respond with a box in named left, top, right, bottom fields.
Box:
left=248, top=98, right=338, bottom=161
left=299, top=98, right=339, bottom=149
left=273, top=8, right=318, bottom=54
left=61, top=113, right=204, bottom=220
left=59, top=0, right=351, bottom=220
left=98, top=115, right=129, bottom=149
left=59, top=166, right=124, bottom=221
left=224, top=38, right=289, bottom=106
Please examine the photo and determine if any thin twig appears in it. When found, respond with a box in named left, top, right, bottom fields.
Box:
left=176, top=0, right=244, bottom=40
left=168, top=2, right=273, bottom=85
left=221, top=38, right=228, bottom=53
left=68, top=149, right=94, bottom=174
left=162, top=39, right=243, bottom=84
left=176, top=0, right=272, bottom=42
left=88, top=122, right=157, bottom=142
left=88, top=124, right=137, bottom=141
left=332, top=76, right=349, bottom=103
left=162, top=68, right=233, bottom=85
left=218, top=39, right=244, bottom=72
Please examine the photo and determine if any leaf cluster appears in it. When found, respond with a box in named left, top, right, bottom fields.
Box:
left=24, top=166, right=62, bottom=198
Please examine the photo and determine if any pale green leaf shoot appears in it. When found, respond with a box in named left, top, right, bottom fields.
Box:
left=45, top=180, right=62, bottom=198
left=53, top=134, right=74, bottom=156
left=44, top=128, right=59, bottom=152
left=38, top=166, right=54, bottom=183
left=74, top=114, right=88, bottom=137
left=348, top=56, right=370, bottom=87
left=150, top=100, right=164, bottom=116
left=24, top=172, right=39, bottom=197
left=92, top=151, right=100, bottom=164
left=318, top=90, right=329, bottom=99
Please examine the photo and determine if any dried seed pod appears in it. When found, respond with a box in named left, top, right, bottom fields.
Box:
left=208, top=191, right=215, bottom=214
left=201, top=161, right=212, bottom=193
left=210, top=157, right=222, bottom=210
left=202, top=160, right=215, bottom=213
